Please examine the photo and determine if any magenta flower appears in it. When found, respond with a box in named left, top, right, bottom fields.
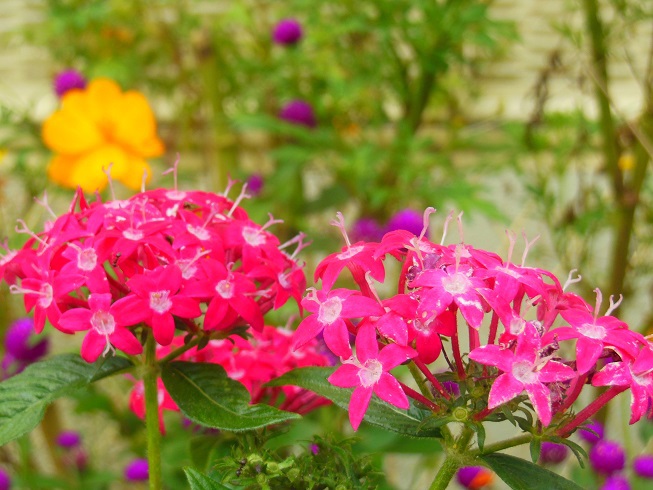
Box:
left=592, top=345, right=653, bottom=423
left=589, top=440, right=626, bottom=475
left=58, top=293, right=143, bottom=362
left=278, top=100, right=316, bottom=128
left=386, top=209, right=424, bottom=237
left=633, top=455, right=653, bottom=478
left=53, top=69, right=86, bottom=97
left=272, top=18, right=303, bottom=45
left=124, top=458, right=149, bottom=481
left=328, top=322, right=415, bottom=430
left=469, top=323, right=576, bottom=425
left=293, top=288, right=384, bottom=358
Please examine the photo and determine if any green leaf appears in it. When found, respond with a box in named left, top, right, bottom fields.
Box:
left=529, top=438, right=541, bottom=464
left=161, top=362, right=300, bottom=431
left=183, top=467, right=230, bottom=490
left=267, top=367, right=441, bottom=438
left=480, top=453, right=584, bottom=490
left=0, top=354, right=132, bottom=446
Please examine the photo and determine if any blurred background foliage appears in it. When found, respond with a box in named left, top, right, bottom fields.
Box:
left=2, top=0, right=653, bottom=488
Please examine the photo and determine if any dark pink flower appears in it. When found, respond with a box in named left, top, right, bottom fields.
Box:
left=53, top=69, right=86, bottom=97
left=278, top=100, right=316, bottom=128
left=272, top=18, right=303, bottom=45
left=328, top=322, right=415, bottom=430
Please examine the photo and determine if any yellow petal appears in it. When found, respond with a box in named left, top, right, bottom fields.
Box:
left=110, top=91, right=164, bottom=157
left=47, top=154, right=79, bottom=188
left=119, top=154, right=152, bottom=190
left=42, top=107, right=104, bottom=156
left=69, top=144, right=130, bottom=193
left=84, top=78, right=123, bottom=124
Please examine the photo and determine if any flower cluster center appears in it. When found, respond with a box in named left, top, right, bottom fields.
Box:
left=318, top=297, right=342, bottom=325
left=358, top=359, right=383, bottom=387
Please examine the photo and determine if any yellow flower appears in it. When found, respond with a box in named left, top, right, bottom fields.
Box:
left=42, top=78, right=164, bottom=192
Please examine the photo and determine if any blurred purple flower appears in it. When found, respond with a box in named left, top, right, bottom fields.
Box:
left=386, top=209, right=423, bottom=237
left=246, top=174, right=264, bottom=196
left=0, top=468, right=10, bottom=490
left=579, top=420, right=605, bottom=445
left=4, top=318, right=48, bottom=362
left=600, top=475, right=630, bottom=490
left=124, top=458, right=149, bottom=481
left=56, top=431, right=81, bottom=449
left=539, top=442, right=569, bottom=465
left=272, top=19, right=303, bottom=45
left=54, top=69, right=86, bottom=98
left=278, top=100, right=316, bottom=128
left=633, top=454, right=653, bottom=478
left=590, top=440, right=626, bottom=475
left=310, top=443, right=319, bottom=455
left=351, top=218, right=384, bottom=243
left=442, top=381, right=460, bottom=398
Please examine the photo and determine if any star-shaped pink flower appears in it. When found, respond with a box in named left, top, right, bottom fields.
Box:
left=328, top=322, right=416, bottom=430
left=469, top=323, right=576, bottom=425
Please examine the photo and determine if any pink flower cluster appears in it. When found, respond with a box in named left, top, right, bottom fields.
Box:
left=293, top=210, right=653, bottom=432
left=130, top=325, right=332, bottom=429
left=1, top=171, right=307, bottom=363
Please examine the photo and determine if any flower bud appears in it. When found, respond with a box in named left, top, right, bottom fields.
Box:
left=272, top=19, right=303, bottom=45
left=278, top=100, right=316, bottom=128
left=53, top=69, right=86, bottom=98
left=539, top=442, right=569, bottom=465
left=600, top=474, right=630, bottom=490
left=0, top=468, right=10, bottom=490
left=386, top=209, right=423, bottom=237
left=579, top=420, right=604, bottom=445
left=124, top=458, right=149, bottom=481
left=456, top=466, right=493, bottom=489
left=56, top=430, right=81, bottom=449
left=589, top=440, right=625, bottom=475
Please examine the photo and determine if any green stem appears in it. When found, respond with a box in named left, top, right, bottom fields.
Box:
left=143, top=333, right=162, bottom=490
left=158, top=335, right=203, bottom=365
left=428, top=453, right=462, bottom=490
left=470, top=432, right=532, bottom=457
left=408, top=362, right=436, bottom=400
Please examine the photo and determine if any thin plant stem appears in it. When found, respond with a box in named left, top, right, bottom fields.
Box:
left=158, top=335, right=203, bottom=364
left=470, top=432, right=533, bottom=457
left=143, top=332, right=162, bottom=490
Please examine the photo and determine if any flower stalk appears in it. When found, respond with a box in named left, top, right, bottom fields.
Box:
left=143, top=332, right=162, bottom=490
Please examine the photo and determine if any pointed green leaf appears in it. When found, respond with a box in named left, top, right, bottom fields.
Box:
left=530, top=438, right=542, bottom=464
left=266, top=367, right=441, bottom=438
left=162, top=362, right=300, bottom=431
left=480, top=453, right=583, bottom=490
left=0, top=354, right=132, bottom=445
left=184, top=467, right=230, bottom=490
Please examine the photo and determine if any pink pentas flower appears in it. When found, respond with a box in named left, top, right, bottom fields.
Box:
left=59, top=293, right=143, bottom=362
left=119, top=266, right=201, bottom=345
left=469, top=323, right=576, bottom=425
left=293, top=287, right=384, bottom=358
left=592, top=344, right=653, bottom=424
left=328, top=322, right=416, bottom=430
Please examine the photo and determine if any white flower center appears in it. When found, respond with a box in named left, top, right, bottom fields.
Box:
left=511, top=360, right=538, bottom=384
left=242, top=227, right=266, bottom=246
left=166, top=190, right=187, bottom=201
left=358, top=359, right=383, bottom=387
left=577, top=322, right=607, bottom=340
left=443, top=273, right=470, bottom=295
left=149, top=290, right=172, bottom=314
left=337, top=245, right=363, bottom=260
left=413, top=318, right=433, bottom=335
left=91, top=310, right=116, bottom=335
left=187, top=224, right=210, bottom=241
left=77, top=248, right=98, bottom=271
left=216, top=279, right=234, bottom=299
left=318, top=297, right=342, bottom=325
left=38, top=283, right=53, bottom=308
left=509, top=317, right=526, bottom=335
left=123, top=228, right=144, bottom=241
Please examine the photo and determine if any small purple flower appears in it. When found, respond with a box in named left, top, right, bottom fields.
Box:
left=4, top=318, right=48, bottom=362
left=633, top=454, right=653, bottom=478
left=579, top=420, right=605, bottom=445
left=53, top=70, right=86, bottom=98
left=278, top=100, right=316, bottom=128
left=246, top=174, right=264, bottom=196
left=56, top=431, right=81, bottom=449
left=0, top=468, right=10, bottom=490
left=124, top=458, right=149, bottom=482
left=589, top=440, right=626, bottom=475
left=600, top=474, right=630, bottom=490
left=539, top=442, right=569, bottom=465
left=310, top=443, right=319, bottom=455
left=272, top=19, right=303, bottom=45
left=351, top=218, right=384, bottom=243
left=386, top=209, right=423, bottom=237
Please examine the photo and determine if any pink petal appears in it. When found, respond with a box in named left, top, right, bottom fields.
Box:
left=454, top=291, right=485, bottom=329
left=538, top=360, right=576, bottom=383
left=525, top=382, right=552, bottom=426
left=632, top=347, right=653, bottom=374
left=355, top=322, right=379, bottom=363
left=323, top=319, right=352, bottom=358
left=58, top=309, right=93, bottom=332
left=88, top=293, right=112, bottom=312
left=514, top=323, right=540, bottom=361
left=575, top=337, right=604, bottom=374
left=416, top=332, right=442, bottom=364
left=487, top=373, right=524, bottom=409
left=204, top=299, right=229, bottom=329
left=111, top=295, right=149, bottom=326
left=629, top=382, right=651, bottom=424
left=110, top=328, right=143, bottom=355
left=328, top=364, right=361, bottom=388
left=171, top=296, right=202, bottom=318
left=292, top=316, right=324, bottom=351
left=340, top=295, right=384, bottom=319
left=375, top=372, right=409, bottom=409
left=150, top=313, right=175, bottom=346
left=592, top=362, right=631, bottom=388
left=375, top=312, right=408, bottom=345
left=349, top=386, right=373, bottom=431
left=81, top=330, right=106, bottom=363
left=378, top=344, right=415, bottom=370
left=230, top=294, right=264, bottom=331
left=469, top=345, right=514, bottom=373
